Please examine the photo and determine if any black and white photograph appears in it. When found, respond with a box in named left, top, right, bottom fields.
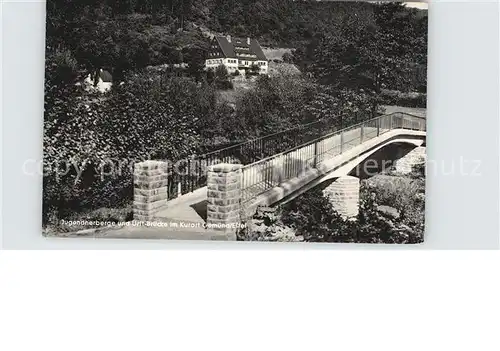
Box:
left=43, top=0, right=428, bottom=243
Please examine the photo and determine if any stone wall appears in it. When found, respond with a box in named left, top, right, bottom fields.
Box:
left=323, top=176, right=360, bottom=218
left=206, top=164, right=242, bottom=239
left=394, top=146, right=426, bottom=174
left=133, top=161, right=169, bottom=221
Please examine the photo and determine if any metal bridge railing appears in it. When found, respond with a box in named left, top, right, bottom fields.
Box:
left=240, top=112, right=426, bottom=203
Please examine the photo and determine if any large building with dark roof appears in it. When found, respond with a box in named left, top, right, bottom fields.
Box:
left=205, top=35, right=269, bottom=75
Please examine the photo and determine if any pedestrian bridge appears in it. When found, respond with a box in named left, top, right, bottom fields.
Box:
left=133, top=112, right=426, bottom=237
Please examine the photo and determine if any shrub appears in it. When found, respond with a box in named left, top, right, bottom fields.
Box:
left=282, top=52, right=293, bottom=63
left=237, top=207, right=302, bottom=242
left=279, top=179, right=424, bottom=244
left=280, top=187, right=359, bottom=243
left=380, top=89, right=427, bottom=108
left=234, top=74, right=317, bottom=137
left=214, top=64, right=233, bottom=90
left=247, top=64, right=260, bottom=76
left=45, top=206, right=133, bottom=234
left=359, top=173, right=425, bottom=242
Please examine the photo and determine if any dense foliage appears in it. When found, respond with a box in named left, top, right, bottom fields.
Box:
left=276, top=168, right=425, bottom=244
left=47, top=1, right=427, bottom=89
left=44, top=53, right=218, bottom=220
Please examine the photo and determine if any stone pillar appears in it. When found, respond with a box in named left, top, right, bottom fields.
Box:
left=394, top=146, right=426, bottom=174
left=323, top=176, right=360, bottom=218
left=206, top=164, right=242, bottom=239
left=133, top=160, right=169, bottom=221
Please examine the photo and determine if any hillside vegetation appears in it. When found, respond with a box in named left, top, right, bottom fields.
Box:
left=47, top=0, right=427, bottom=89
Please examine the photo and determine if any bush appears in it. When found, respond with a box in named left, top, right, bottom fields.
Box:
left=215, top=79, right=234, bottom=90
left=214, top=64, right=233, bottom=90
left=280, top=187, right=359, bottom=242
left=363, top=176, right=423, bottom=218
left=237, top=207, right=302, bottom=242
left=247, top=64, right=260, bottom=76
left=360, top=174, right=425, bottom=242
left=282, top=52, right=293, bottom=63
left=234, top=74, right=317, bottom=138
left=380, top=89, right=427, bottom=108
left=45, top=206, right=133, bottom=234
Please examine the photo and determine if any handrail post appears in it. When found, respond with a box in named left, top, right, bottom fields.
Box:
left=360, top=124, right=364, bottom=144
left=313, top=141, right=318, bottom=168
left=340, top=131, right=344, bottom=154
left=377, top=117, right=380, bottom=136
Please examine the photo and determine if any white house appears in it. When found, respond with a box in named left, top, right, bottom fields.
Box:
left=205, top=35, right=268, bottom=75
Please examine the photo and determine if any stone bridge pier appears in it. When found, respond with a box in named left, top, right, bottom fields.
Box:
left=322, top=176, right=360, bottom=219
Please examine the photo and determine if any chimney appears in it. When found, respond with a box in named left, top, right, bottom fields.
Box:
left=227, top=35, right=231, bottom=43
left=247, top=37, right=251, bottom=45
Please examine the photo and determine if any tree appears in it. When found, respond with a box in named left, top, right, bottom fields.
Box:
left=184, top=47, right=206, bottom=81
left=43, top=69, right=223, bottom=222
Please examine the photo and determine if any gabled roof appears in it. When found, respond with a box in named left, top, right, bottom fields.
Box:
left=214, top=36, right=268, bottom=61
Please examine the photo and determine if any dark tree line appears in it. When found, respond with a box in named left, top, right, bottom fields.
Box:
left=46, top=1, right=427, bottom=91
left=294, top=2, right=428, bottom=93
left=43, top=1, right=428, bottom=226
